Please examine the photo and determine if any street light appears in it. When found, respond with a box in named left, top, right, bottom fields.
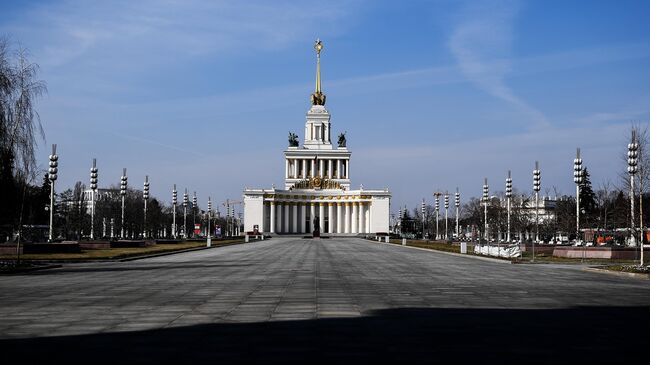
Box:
left=433, top=192, right=442, bottom=240
left=628, top=130, right=638, bottom=246
left=90, top=159, right=98, bottom=240
left=574, top=148, right=584, bottom=246
left=120, top=168, right=127, bottom=239
left=143, top=175, right=149, bottom=238
left=421, top=199, right=426, bottom=239
left=444, top=192, right=449, bottom=240
left=482, top=178, right=489, bottom=244
left=207, top=196, right=212, bottom=247
left=48, top=144, right=58, bottom=242
left=192, top=191, right=197, bottom=238
left=398, top=207, right=403, bottom=236
left=506, top=170, right=513, bottom=243
left=183, top=189, right=188, bottom=239
left=172, top=184, right=177, bottom=238
left=533, top=161, right=541, bottom=262
left=454, top=188, right=460, bottom=239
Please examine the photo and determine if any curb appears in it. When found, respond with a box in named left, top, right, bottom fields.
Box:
left=119, top=240, right=248, bottom=261
left=0, top=264, right=63, bottom=275
left=373, top=241, right=513, bottom=264
left=582, top=267, right=650, bottom=280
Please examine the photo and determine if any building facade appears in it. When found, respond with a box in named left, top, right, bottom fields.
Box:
left=243, top=40, right=391, bottom=235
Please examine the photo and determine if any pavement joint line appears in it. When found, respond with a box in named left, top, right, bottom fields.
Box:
left=119, top=240, right=248, bottom=262
left=582, top=266, right=650, bottom=280
left=368, top=240, right=513, bottom=264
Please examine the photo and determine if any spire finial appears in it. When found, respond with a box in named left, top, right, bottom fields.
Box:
left=311, top=39, right=326, bottom=106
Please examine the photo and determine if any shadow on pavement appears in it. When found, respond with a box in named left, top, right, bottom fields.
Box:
left=2, top=306, right=647, bottom=364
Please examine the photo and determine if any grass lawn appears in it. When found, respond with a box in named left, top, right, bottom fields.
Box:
left=388, top=239, right=462, bottom=254
left=599, top=264, right=650, bottom=275
left=0, top=239, right=244, bottom=261
left=516, top=251, right=638, bottom=265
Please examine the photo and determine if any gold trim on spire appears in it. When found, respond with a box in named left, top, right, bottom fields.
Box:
left=310, top=39, right=326, bottom=106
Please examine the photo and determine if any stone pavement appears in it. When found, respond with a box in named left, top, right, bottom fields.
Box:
left=1, top=237, right=648, bottom=363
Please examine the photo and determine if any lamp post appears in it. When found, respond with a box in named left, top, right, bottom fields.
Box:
left=120, top=168, right=127, bottom=239
left=207, top=196, right=212, bottom=247
left=628, top=130, right=638, bottom=246
left=47, top=144, right=58, bottom=242
left=506, top=170, right=513, bottom=243
left=172, top=184, right=177, bottom=238
left=398, top=207, right=402, bottom=236
left=433, top=192, right=442, bottom=240
left=143, top=175, right=149, bottom=238
left=533, top=162, right=541, bottom=262
left=192, top=192, right=197, bottom=238
left=183, top=189, right=188, bottom=239
left=90, top=159, right=98, bottom=240
left=444, top=192, right=449, bottom=240
left=574, top=148, right=584, bottom=246
left=482, top=178, right=489, bottom=244
left=455, top=188, right=460, bottom=239
left=421, top=199, right=426, bottom=239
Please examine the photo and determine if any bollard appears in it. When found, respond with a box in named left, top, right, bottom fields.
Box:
left=402, top=238, right=406, bottom=246
left=261, top=235, right=265, bottom=240
left=385, top=236, right=390, bottom=243
left=460, top=242, right=467, bottom=254
left=245, top=235, right=249, bottom=243
left=207, top=236, right=212, bottom=247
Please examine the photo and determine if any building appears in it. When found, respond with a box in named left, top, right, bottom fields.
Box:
left=243, top=40, right=391, bottom=235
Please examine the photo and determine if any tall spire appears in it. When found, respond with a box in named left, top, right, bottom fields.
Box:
left=311, top=39, right=326, bottom=106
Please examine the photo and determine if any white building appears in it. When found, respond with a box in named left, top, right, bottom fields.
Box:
left=243, top=40, right=391, bottom=236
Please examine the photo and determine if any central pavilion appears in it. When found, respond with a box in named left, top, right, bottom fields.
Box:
left=243, top=40, right=391, bottom=236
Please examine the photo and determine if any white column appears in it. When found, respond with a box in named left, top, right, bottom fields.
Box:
left=328, top=203, right=334, bottom=233
left=319, top=203, right=325, bottom=233
left=310, top=203, right=316, bottom=232
left=276, top=203, right=283, bottom=233
left=284, top=203, right=290, bottom=233
left=302, top=160, right=307, bottom=178
left=344, top=203, right=351, bottom=233
left=359, top=203, right=365, bottom=234
left=345, top=159, right=349, bottom=179
left=270, top=202, right=276, bottom=233
left=352, top=202, right=359, bottom=233
left=285, top=159, right=289, bottom=179
left=301, top=204, right=307, bottom=233
left=327, top=159, right=332, bottom=178
left=311, top=159, right=315, bottom=177
left=336, top=203, right=343, bottom=233
left=292, top=203, right=298, bottom=233
left=337, top=160, right=341, bottom=179
left=319, top=160, right=324, bottom=177
left=365, top=204, right=370, bottom=233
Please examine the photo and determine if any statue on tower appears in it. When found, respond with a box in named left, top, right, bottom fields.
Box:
left=288, top=132, right=299, bottom=147
left=337, top=132, right=347, bottom=148
left=310, top=39, right=327, bottom=106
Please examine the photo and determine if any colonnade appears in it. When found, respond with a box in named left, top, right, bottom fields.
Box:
left=285, top=158, right=348, bottom=179
left=267, top=201, right=369, bottom=234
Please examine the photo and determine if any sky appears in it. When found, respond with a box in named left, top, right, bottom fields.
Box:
left=1, top=0, right=649, bottom=215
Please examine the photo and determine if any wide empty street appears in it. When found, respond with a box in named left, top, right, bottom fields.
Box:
left=1, top=237, right=649, bottom=363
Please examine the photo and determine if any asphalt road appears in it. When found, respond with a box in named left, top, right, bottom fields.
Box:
left=1, top=237, right=648, bottom=363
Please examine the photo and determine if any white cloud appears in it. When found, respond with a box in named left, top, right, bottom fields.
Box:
left=448, top=0, right=549, bottom=128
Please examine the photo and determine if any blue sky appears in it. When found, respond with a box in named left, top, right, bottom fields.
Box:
left=2, top=0, right=649, bottom=214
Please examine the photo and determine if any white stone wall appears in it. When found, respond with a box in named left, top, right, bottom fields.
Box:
left=243, top=194, right=264, bottom=233
left=369, top=196, right=390, bottom=233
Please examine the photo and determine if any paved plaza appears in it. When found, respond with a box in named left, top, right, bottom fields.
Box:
left=1, top=237, right=649, bottom=363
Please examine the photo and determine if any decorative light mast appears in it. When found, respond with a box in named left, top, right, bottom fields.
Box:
left=433, top=192, right=442, bottom=240
left=183, top=189, right=189, bottom=239
left=421, top=199, right=426, bottom=239
left=574, top=149, right=583, bottom=244
left=192, top=192, right=197, bottom=237
left=482, top=178, right=489, bottom=243
left=398, top=207, right=402, bottom=236
left=444, top=192, right=449, bottom=240
left=207, top=196, right=212, bottom=247
left=533, top=162, right=541, bottom=262
left=143, top=175, right=150, bottom=238
left=628, top=130, right=638, bottom=246
left=120, top=168, right=127, bottom=239
left=506, top=171, right=513, bottom=243
left=47, top=144, right=58, bottom=242
left=454, top=188, right=460, bottom=238
left=172, top=184, right=177, bottom=238
left=89, top=159, right=98, bottom=240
